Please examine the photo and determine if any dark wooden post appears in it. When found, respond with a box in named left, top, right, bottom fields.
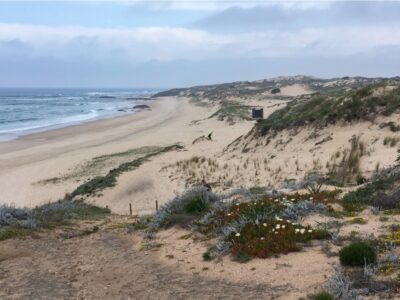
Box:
left=155, top=200, right=159, bottom=212
left=129, top=203, right=132, bottom=216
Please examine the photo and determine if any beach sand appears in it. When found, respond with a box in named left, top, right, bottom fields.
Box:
left=0, top=97, right=258, bottom=213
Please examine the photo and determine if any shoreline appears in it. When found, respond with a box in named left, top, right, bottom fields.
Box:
left=0, top=96, right=255, bottom=213
left=0, top=98, right=164, bottom=156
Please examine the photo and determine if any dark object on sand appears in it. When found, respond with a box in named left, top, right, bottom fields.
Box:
left=252, top=108, right=263, bottom=120
left=207, top=131, right=213, bottom=140
left=133, top=104, right=151, bottom=110
left=192, top=136, right=208, bottom=144
left=202, top=179, right=212, bottom=192
left=271, top=87, right=281, bottom=94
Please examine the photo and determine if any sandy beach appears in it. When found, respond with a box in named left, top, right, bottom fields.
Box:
left=0, top=96, right=256, bottom=213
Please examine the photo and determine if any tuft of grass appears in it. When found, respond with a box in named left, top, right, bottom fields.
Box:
left=383, top=136, right=400, bottom=147
left=233, top=253, right=252, bottom=263
left=184, top=196, right=210, bottom=214
left=348, top=217, right=367, bottom=225
left=308, top=291, right=334, bottom=300
left=202, top=251, right=214, bottom=261
left=327, top=135, right=365, bottom=186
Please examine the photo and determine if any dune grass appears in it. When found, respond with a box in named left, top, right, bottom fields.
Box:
left=257, top=85, right=400, bottom=135
left=67, top=144, right=184, bottom=199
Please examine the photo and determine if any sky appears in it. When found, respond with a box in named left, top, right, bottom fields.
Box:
left=0, top=0, right=400, bottom=88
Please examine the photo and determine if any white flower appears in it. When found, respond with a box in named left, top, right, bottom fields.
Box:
left=274, top=199, right=279, bottom=202
left=308, top=229, right=313, bottom=233
left=276, top=224, right=281, bottom=229
left=295, top=229, right=300, bottom=232
left=235, top=233, right=240, bottom=237
left=274, top=231, right=278, bottom=234
left=310, top=197, right=313, bottom=200
left=263, top=223, right=267, bottom=227
left=260, top=237, right=265, bottom=240
left=300, top=229, right=305, bottom=234
left=227, top=213, right=231, bottom=216
left=291, top=198, right=295, bottom=201
left=282, top=225, right=286, bottom=229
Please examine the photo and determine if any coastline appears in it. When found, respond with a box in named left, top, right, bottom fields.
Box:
left=0, top=96, right=254, bottom=213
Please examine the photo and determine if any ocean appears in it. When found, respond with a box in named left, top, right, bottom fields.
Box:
left=0, top=88, right=160, bottom=141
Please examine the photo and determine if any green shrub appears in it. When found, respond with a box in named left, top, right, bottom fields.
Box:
left=184, top=195, right=210, bottom=214
left=202, top=251, right=213, bottom=261
left=309, top=291, right=334, bottom=300
left=151, top=187, right=219, bottom=229
left=339, top=241, right=377, bottom=267
left=342, top=192, right=367, bottom=212
left=233, top=253, right=252, bottom=263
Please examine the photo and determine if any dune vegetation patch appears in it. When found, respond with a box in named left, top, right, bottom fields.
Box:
left=37, top=146, right=169, bottom=185
left=66, top=144, right=184, bottom=200
left=146, top=187, right=334, bottom=261
left=209, top=100, right=254, bottom=123
left=257, top=84, right=400, bottom=135
left=0, top=200, right=110, bottom=241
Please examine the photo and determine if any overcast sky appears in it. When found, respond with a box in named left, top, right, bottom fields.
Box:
left=1, top=1, right=400, bottom=88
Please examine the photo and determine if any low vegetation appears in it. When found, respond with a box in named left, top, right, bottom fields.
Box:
left=149, top=187, right=332, bottom=261
left=257, top=84, right=400, bottom=135
left=308, top=291, right=334, bottom=300
left=339, top=241, right=377, bottom=267
left=326, top=135, right=365, bottom=186
left=209, top=101, right=254, bottom=122
left=0, top=200, right=110, bottom=241
left=67, top=144, right=184, bottom=199
left=342, top=165, right=400, bottom=211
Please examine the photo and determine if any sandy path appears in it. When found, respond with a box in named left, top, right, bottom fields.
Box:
left=0, top=225, right=283, bottom=300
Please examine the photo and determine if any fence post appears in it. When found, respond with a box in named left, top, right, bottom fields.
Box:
left=129, top=203, right=132, bottom=216
left=155, top=200, right=159, bottom=212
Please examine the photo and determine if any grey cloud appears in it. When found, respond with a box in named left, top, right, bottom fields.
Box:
left=1, top=45, right=399, bottom=88
left=191, top=2, right=400, bottom=33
